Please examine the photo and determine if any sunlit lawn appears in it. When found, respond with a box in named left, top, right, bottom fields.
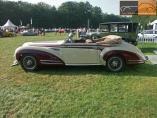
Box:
left=0, top=33, right=157, bottom=118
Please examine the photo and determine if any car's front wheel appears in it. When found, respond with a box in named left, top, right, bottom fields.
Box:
left=106, top=56, right=125, bottom=72
left=20, top=55, right=38, bottom=71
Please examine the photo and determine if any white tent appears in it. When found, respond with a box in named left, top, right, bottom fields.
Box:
left=2, top=19, right=17, bottom=30
left=149, top=20, right=157, bottom=30
left=150, top=20, right=157, bottom=25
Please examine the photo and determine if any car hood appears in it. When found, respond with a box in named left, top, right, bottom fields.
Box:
left=22, top=40, right=65, bottom=47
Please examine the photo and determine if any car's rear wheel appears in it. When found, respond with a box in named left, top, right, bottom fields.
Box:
left=106, top=56, right=125, bottom=72
left=20, top=55, right=38, bottom=71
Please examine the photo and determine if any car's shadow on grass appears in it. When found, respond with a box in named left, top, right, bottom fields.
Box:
left=34, top=64, right=157, bottom=78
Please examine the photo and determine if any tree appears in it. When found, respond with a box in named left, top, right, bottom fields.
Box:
left=0, top=0, right=130, bottom=28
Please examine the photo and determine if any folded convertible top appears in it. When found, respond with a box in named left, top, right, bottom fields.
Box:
left=96, top=35, right=122, bottom=44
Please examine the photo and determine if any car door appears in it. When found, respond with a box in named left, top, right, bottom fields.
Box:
left=60, top=43, right=100, bottom=65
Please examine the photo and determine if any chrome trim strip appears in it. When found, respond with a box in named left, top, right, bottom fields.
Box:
left=40, top=60, right=61, bottom=62
left=40, top=62, right=63, bottom=65
left=66, top=64, right=102, bottom=66
left=128, top=62, right=144, bottom=64
left=127, top=60, right=144, bottom=64
left=128, top=60, right=144, bottom=62
left=50, top=48, right=60, bottom=51
left=40, top=60, right=63, bottom=65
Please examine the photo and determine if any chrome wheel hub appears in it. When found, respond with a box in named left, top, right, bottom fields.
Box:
left=26, top=60, right=33, bottom=66
left=107, top=57, right=123, bottom=72
left=111, top=61, right=118, bottom=68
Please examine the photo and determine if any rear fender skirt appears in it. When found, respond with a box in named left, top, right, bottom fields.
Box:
left=16, top=49, right=65, bottom=65
left=103, top=50, right=144, bottom=64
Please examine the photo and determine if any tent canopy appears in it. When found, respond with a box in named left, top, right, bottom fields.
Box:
left=2, top=19, right=17, bottom=29
left=150, top=20, right=157, bottom=25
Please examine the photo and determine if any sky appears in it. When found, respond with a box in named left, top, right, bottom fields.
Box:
left=7, top=0, right=120, bottom=15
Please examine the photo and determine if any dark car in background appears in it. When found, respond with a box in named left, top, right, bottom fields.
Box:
left=99, top=22, right=139, bottom=45
left=20, top=30, right=38, bottom=36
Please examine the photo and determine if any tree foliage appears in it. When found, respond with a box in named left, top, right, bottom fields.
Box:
left=132, top=4, right=157, bottom=30
left=0, top=0, right=130, bottom=28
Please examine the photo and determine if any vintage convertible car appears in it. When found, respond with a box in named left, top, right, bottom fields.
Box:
left=13, top=33, right=146, bottom=72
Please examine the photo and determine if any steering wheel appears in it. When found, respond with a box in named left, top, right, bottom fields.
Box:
left=65, top=33, right=74, bottom=43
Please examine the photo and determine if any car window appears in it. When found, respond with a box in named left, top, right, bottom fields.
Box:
left=118, top=25, right=128, bottom=32
left=110, top=24, right=118, bottom=32
left=100, top=25, right=109, bottom=32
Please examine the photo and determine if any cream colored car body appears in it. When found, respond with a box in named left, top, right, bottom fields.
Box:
left=14, top=40, right=146, bottom=66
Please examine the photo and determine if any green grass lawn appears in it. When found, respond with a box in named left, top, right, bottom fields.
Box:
left=0, top=33, right=157, bottom=118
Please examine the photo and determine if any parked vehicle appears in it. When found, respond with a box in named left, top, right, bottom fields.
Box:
left=20, top=30, right=38, bottom=36
left=13, top=33, right=146, bottom=72
left=0, top=31, right=16, bottom=37
left=3, top=31, right=15, bottom=37
left=99, top=22, right=139, bottom=45
left=138, top=30, right=157, bottom=38
left=80, top=32, right=101, bottom=40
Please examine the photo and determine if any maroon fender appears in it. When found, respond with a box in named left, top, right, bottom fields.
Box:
left=103, top=50, right=144, bottom=64
left=16, top=49, right=65, bottom=65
